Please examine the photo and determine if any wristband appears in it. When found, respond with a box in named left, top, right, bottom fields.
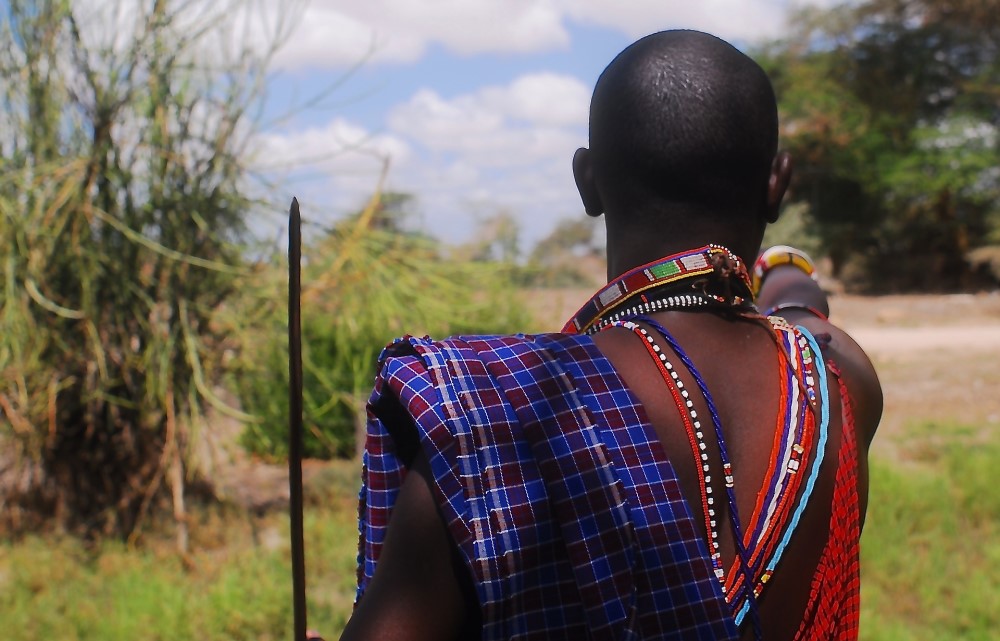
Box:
left=760, top=302, right=828, bottom=320
left=751, top=245, right=818, bottom=297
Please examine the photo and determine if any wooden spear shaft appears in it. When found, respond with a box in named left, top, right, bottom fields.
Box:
left=288, top=197, right=307, bottom=641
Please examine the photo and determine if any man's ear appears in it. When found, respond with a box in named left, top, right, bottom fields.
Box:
left=573, top=148, right=604, bottom=217
left=766, top=151, right=793, bottom=223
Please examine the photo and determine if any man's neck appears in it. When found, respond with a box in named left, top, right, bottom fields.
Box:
left=604, top=222, right=762, bottom=282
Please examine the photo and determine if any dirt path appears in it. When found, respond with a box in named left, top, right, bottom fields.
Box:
left=828, top=293, right=1000, bottom=459
left=846, top=325, right=1000, bottom=356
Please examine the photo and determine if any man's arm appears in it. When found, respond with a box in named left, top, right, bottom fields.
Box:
left=757, top=261, right=882, bottom=530
left=756, top=263, right=883, bottom=448
left=753, top=247, right=830, bottom=320
left=340, top=450, right=476, bottom=641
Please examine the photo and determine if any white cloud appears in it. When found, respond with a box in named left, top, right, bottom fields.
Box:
left=257, top=119, right=410, bottom=172
left=258, top=72, right=591, bottom=243
left=270, top=0, right=570, bottom=69
left=383, top=74, right=588, bottom=241
left=555, top=0, right=788, bottom=42
left=266, top=4, right=425, bottom=70
left=252, top=118, right=413, bottom=228
left=483, top=73, right=591, bottom=126
left=68, top=1, right=840, bottom=73
left=265, top=0, right=841, bottom=71
left=387, top=73, right=588, bottom=159
left=556, top=0, right=853, bottom=42
left=388, top=90, right=505, bottom=151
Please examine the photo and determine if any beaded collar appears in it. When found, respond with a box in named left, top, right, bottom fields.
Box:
left=561, top=245, right=756, bottom=335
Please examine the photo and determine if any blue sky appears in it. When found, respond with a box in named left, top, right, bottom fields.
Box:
left=248, top=0, right=834, bottom=247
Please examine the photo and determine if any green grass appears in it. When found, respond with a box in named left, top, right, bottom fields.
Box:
left=860, top=427, right=1000, bottom=640
left=1, top=427, right=997, bottom=639
left=0, top=462, right=363, bottom=640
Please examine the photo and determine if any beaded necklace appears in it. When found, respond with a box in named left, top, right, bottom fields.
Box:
left=588, top=292, right=716, bottom=334
left=636, top=315, right=764, bottom=641
left=567, top=245, right=832, bottom=638
left=632, top=313, right=828, bottom=630
left=608, top=320, right=727, bottom=582
left=733, top=328, right=830, bottom=627
left=724, top=321, right=822, bottom=618
left=561, top=245, right=755, bottom=335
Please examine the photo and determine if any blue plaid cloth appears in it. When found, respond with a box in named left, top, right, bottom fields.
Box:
left=358, top=333, right=737, bottom=640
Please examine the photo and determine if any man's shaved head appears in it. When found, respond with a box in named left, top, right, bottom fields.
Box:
left=588, top=30, right=779, bottom=219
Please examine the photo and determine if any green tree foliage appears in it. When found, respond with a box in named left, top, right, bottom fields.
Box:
left=762, top=0, right=1000, bottom=290
left=463, top=211, right=523, bottom=263
left=0, top=0, right=286, bottom=539
left=231, top=193, right=531, bottom=460
left=522, top=217, right=605, bottom=288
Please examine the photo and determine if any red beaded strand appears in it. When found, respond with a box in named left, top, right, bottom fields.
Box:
left=605, top=320, right=726, bottom=581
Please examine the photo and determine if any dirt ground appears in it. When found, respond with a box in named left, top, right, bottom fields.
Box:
left=830, top=292, right=1000, bottom=458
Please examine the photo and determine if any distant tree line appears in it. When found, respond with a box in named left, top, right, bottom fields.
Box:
left=760, top=0, right=1000, bottom=290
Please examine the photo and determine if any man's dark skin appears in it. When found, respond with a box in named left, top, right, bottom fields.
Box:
left=340, top=31, right=882, bottom=641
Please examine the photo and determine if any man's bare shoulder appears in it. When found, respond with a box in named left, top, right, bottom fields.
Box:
left=782, top=310, right=883, bottom=447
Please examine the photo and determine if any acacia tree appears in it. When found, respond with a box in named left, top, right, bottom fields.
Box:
left=0, top=0, right=294, bottom=542
left=761, top=0, right=1000, bottom=289
left=522, top=217, right=605, bottom=288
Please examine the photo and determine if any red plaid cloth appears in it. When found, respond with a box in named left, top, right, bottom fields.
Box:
left=792, top=369, right=861, bottom=641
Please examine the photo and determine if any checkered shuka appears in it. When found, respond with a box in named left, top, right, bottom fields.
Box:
left=357, top=333, right=738, bottom=640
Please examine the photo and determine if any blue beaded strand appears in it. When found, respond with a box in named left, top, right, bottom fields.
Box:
left=636, top=315, right=763, bottom=641
left=733, top=326, right=830, bottom=626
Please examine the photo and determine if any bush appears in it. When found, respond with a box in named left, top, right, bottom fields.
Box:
left=0, top=0, right=281, bottom=540
left=230, top=197, right=531, bottom=460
